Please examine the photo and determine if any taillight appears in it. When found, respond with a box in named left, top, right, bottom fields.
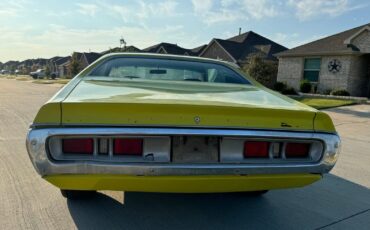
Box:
left=62, top=138, right=94, bottom=154
left=114, top=138, right=143, bottom=155
left=285, top=143, right=310, bottom=158
left=244, top=141, right=270, bottom=158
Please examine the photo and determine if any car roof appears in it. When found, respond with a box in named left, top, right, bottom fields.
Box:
left=98, top=52, right=240, bottom=69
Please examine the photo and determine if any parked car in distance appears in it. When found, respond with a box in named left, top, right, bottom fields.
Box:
left=50, top=71, right=59, bottom=79
left=1, top=69, right=10, bottom=75
left=26, top=53, right=341, bottom=200
left=30, top=69, right=45, bottom=79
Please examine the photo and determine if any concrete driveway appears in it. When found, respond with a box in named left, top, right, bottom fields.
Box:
left=0, top=78, right=369, bottom=230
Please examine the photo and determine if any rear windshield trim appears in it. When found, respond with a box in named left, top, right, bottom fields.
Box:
left=85, top=56, right=251, bottom=85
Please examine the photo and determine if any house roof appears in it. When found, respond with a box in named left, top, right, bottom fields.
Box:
left=83, top=52, right=102, bottom=64
left=54, top=56, right=71, bottom=66
left=201, top=31, right=287, bottom=62
left=101, top=46, right=141, bottom=55
left=276, top=23, right=370, bottom=57
left=143, top=42, right=191, bottom=55
left=190, top=44, right=207, bottom=55
left=122, top=45, right=141, bottom=52
left=48, top=56, right=62, bottom=64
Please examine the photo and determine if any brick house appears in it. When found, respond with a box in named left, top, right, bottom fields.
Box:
left=276, top=23, right=370, bottom=97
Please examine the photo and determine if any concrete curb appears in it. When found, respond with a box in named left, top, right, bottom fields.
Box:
left=298, top=93, right=368, bottom=102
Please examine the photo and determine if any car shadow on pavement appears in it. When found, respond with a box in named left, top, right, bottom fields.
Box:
left=67, top=174, right=370, bottom=230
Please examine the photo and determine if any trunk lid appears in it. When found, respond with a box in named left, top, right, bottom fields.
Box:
left=61, top=78, right=317, bottom=131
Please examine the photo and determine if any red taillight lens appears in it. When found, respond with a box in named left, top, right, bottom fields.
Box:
left=244, top=141, right=270, bottom=158
left=62, top=138, right=93, bottom=154
left=285, top=143, right=310, bottom=158
left=114, top=138, right=143, bottom=155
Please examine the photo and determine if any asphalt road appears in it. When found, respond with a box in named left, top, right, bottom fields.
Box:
left=0, top=78, right=369, bottom=230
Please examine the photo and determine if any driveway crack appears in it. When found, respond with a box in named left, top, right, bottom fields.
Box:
left=315, top=208, right=370, bottom=229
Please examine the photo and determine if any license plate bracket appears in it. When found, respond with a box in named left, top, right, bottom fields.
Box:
left=172, top=136, right=219, bottom=163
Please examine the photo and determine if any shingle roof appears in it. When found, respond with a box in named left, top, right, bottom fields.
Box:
left=143, top=42, right=190, bottom=55
left=190, top=44, right=207, bottom=55
left=101, top=46, right=141, bottom=55
left=276, top=23, right=370, bottom=57
left=54, top=56, right=71, bottom=65
left=83, top=52, right=102, bottom=64
left=206, top=31, right=287, bottom=61
left=122, top=45, right=141, bottom=52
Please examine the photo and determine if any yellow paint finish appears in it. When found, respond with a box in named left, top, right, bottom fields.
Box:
left=314, top=112, right=336, bottom=133
left=44, top=174, right=321, bottom=193
left=33, top=102, right=61, bottom=124
left=62, top=102, right=316, bottom=130
left=59, top=79, right=318, bottom=131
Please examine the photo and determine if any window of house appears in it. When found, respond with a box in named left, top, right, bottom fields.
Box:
left=303, top=58, right=321, bottom=82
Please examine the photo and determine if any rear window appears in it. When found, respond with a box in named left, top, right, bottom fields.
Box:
left=88, top=58, right=250, bottom=85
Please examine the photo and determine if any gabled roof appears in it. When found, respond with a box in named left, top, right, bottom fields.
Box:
left=122, top=45, right=141, bottom=52
left=190, top=44, right=207, bottom=55
left=200, top=31, right=287, bottom=62
left=101, top=46, right=141, bottom=55
left=54, top=56, right=71, bottom=66
left=143, top=42, right=190, bottom=55
left=276, top=23, right=370, bottom=57
left=83, top=52, right=102, bottom=64
left=48, top=56, right=62, bottom=64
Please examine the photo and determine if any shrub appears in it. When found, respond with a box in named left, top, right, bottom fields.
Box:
left=300, top=80, right=312, bottom=93
left=323, top=89, right=332, bottom=95
left=281, top=87, right=298, bottom=95
left=274, top=81, right=287, bottom=92
left=330, top=89, right=350, bottom=96
left=242, top=55, right=278, bottom=89
left=313, top=84, right=318, bottom=94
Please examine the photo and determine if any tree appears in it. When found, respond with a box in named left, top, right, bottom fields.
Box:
left=242, top=55, right=278, bottom=89
left=45, top=65, right=51, bottom=78
left=68, top=53, right=82, bottom=78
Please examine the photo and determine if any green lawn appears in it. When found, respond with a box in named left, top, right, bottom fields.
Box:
left=32, top=79, right=70, bottom=85
left=295, top=97, right=356, bottom=109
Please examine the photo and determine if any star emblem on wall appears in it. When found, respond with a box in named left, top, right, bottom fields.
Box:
left=328, top=59, right=342, bottom=73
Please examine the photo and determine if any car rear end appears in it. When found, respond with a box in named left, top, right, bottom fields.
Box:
left=26, top=53, right=341, bottom=194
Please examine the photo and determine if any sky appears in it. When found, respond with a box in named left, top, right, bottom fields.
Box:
left=1, top=0, right=370, bottom=62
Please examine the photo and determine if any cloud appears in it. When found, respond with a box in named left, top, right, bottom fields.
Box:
left=192, top=0, right=279, bottom=25
left=192, top=0, right=213, bottom=14
left=76, top=3, right=98, bottom=17
left=288, top=0, right=366, bottom=21
left=0, top=0, right=28, bottom=18
left=272, top=32, right=326, bottom=48
left=99, top=0, right=180, bottom=23
left=240, top=0, right=278, bottom=20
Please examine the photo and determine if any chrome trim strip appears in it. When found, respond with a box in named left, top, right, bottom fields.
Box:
left=26, top=127, right=341, bottom=176
left=30, top=124, right=338, bottom=135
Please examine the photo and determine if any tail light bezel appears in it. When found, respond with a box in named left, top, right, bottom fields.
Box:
left=221, top=137, right=324, bottom=163
left=47, top=135, right=171, bottom=163
left=47, top=134, right=325, bottom=165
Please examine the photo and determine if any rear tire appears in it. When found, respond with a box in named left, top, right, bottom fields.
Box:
left=60, top=189, right=97, bottom=200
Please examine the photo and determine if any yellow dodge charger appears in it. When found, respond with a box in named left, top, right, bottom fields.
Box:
left=26, top=53, right=340, bottom=199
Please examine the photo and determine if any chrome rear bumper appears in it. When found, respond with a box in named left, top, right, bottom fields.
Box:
left=26, top=127, right=341, bottom=176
